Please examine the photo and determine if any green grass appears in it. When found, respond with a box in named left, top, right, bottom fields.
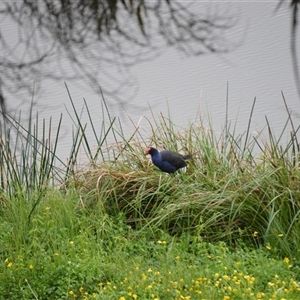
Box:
left=0, top=89, right=300, bottom=299
left=1, top=190, right=299, bottom=300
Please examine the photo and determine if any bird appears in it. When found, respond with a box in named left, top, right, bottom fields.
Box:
left=145, top=147, right=192, bottom=174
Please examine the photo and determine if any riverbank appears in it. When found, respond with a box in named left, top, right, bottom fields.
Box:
left=0, top=96, right=300, bottom=299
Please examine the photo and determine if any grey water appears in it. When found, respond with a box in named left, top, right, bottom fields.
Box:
left=2, top=1, right=300, bottom=162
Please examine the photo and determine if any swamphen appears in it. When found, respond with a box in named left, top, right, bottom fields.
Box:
left=146, top=147, right=191, bottom=174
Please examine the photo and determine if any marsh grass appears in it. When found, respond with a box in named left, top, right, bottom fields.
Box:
left=61, top=91, right=300, bottom=259
left=1, top=89, right=300, bottom=298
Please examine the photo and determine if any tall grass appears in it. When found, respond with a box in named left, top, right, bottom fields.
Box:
left=0, top=89, right=300, bottom=261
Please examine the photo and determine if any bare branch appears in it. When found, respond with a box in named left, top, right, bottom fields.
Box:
left=0, top=0, right=237, bottom=115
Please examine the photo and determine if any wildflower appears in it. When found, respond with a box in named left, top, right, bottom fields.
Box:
left=278, top=233, right=284, bottom=237
left=157, top=240, right=166, bottom=245
left=222, top=275, right=230, bottom=281
left=69, top=241, right=74, bottom=245
left=256, top=292, right=265, bottom=299
left=45, top=206, right=50, bottom=210
left=175, top=256, right=180, bottom=260
left=283, top=257, right=290, bottom=264
left=119, top=297, right=126, bottom=300
left=7, top=262, right=13, bottom=268
left=266, top=245, right=271, bottom=250
left=29, top=264, right=34, bottom=270
left=132, top=294, right=138, bottom=299
left=148, top=268, right=153, bottom=273
left=79, top=287, right=84, bottom=293
left=224, top=296, right=230, bottom=300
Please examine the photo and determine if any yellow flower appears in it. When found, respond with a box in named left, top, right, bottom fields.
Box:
left=29, top=264, right=34, bottom=270
left=157, top=240, right=166, bottom=245
left=266, top=245, right=271, bottom=250
left=7, top=262, right=13, bottom=268
left=256, top=292, right=265, bottom=299
left=278, top=233, right=284, bottom=237
left=119, top=297, right=126, bottom=300
left=283, top=257, right=290, bottom=263
left=222, top=275, right=230, bottom=281
left=252, top=231, right=259, bottom=237
left=224, top=296, right=230, bottom=300
left=69, top=241, right=74, bottom=245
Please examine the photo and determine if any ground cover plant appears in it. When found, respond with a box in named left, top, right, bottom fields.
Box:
left=0, top=91, right=300, bottom=299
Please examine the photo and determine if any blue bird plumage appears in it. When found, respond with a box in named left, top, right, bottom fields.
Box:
left=146, top=147, right=191, bottom=174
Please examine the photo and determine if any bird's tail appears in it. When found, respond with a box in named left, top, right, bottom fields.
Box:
left=182, top=154, right=192, bottom=161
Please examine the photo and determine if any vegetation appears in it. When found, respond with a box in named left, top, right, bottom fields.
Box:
left=0, top=92, right=300, bottom=299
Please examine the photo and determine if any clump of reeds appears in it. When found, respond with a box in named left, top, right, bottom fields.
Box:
left=71, top=93, right=300, bottom=260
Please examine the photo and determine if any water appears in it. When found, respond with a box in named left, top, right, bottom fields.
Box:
left=1, top=1, right=300, bottom=161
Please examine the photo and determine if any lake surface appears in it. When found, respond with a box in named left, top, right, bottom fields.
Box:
left=2, top=1, right=300, bottom=161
